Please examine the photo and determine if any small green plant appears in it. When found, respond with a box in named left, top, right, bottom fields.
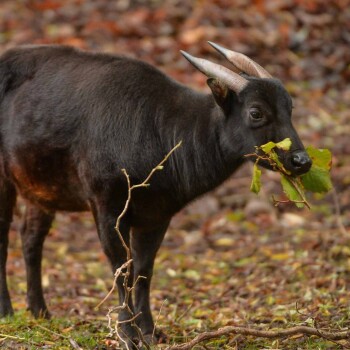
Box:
left=248, top=138, right=332, bottom=208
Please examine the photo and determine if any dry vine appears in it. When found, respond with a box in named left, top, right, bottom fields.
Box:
left=331, top=187, right=348, bottom=236
left=97, top=141, right=182, bottom=349
left=165, top=325, right=350, bottom=350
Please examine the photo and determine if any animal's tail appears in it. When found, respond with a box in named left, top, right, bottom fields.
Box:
left=0, top=45, right=46, bottom=102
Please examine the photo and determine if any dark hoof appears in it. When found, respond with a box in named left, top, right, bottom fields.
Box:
left=30, top=307, right=51, bottom=319
left=0, top=302, right=14, bottom=318
left=154, top=328, right=168, bottom=344
left=143, top=329, right=168, bottom=346
left=118, top=330, right=168, bottom=349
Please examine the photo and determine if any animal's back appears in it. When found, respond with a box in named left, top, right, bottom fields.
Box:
left=0, top=45, right=180, bottom=212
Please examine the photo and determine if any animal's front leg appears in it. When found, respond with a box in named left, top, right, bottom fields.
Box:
left=131, top=221, right=169, bottom=345
left=90, top=196, right=139, bottom=348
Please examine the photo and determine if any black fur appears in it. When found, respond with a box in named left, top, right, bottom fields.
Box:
left=0, top=45, right=311, bottom=347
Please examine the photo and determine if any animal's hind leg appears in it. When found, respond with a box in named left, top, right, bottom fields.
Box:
left=0, top=179, right=16, bottom=317
left=20, top=204, right=54, bottom=318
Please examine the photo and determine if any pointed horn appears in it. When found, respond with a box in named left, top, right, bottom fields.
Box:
left=208, top=41, right=273, bottom=79
left=181, top=50, right=248, bottom=93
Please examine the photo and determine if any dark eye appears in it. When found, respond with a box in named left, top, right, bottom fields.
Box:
left=250, top=108, right=263, bottom=121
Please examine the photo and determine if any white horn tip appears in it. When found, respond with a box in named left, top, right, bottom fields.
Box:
left=180, top=50, right=205, bottom=72
left=208, top=41, right=231, bottom=58
left=180, top=50, right=190, bottom=59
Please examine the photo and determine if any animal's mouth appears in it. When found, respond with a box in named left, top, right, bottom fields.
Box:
left=281, top=150, right=312, bottom=176
left=250, top=149, right=312, bottom=177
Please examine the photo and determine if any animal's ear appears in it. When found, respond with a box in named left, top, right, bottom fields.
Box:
left=207, top=78, right=232, bottom=115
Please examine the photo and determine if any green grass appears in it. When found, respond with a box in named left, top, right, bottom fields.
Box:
left=1, top=289, right=348, bottom=349
left=0, top=311, right=108, bottom=349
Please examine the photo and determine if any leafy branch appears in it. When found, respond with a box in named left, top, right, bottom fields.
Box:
left=246, top=138, right=332, bottom=208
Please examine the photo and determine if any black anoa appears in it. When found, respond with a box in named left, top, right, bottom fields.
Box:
left=0, top=43, right=311, bottom=348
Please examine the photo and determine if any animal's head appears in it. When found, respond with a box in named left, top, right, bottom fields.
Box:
left=181, top=42, right=312, bottom=176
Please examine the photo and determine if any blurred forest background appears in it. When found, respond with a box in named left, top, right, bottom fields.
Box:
left=1, top=0, right=350, bottom=349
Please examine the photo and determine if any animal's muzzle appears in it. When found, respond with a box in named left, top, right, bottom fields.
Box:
left=288, top=150, right=312, bottom=175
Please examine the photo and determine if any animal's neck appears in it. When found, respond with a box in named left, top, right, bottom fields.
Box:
left=164, top=91, right=244, bottom=206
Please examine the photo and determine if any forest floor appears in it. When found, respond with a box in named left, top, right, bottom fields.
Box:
left=1, top=0, right=350, bottom=349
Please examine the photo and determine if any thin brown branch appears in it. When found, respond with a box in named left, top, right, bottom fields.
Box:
left=152, top=299, right=167, bottom=341
left=272, top=195, right=310, bottom=208
left=116, top=327, right=134, bottom=350
left=99, top=141, right=182, bottom=350
left=36, top=324, right=83, bottom=350
left=245, top=153, right=288, bottom=175
left=36, top=324, right=68, bottom=339
left=96, top=259, right=133, bottom=309
left=287, top=176, right=311, bottom=209
left=0, top=333, right=26, bottom=341
left=116, top=312, right=143, bottom=324
left=331, top=188, right=348, bottom=235
left=132, top=141, right=182, bottom=190
left=115, top=168, right=132, bottom=261
left=129, top=275, right=147, bottom=292
left=0, top=333, right=41, bottom=348
left=69, top=338, right=84, bottom=350
left=165, top=325, right=350, bottom=350
left=295, top=301, right=350, bottom=349
left=175, top=302, right=193, bottom=323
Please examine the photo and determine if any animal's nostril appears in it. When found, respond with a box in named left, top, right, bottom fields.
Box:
left=292, top=154, right=304, bottom=166
left=291, top=151, right=312, bottom=170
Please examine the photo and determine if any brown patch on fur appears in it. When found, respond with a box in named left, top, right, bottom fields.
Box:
left=11, top=165, right=57, bottom=200
left=10, top=165, right=88, bottom=211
